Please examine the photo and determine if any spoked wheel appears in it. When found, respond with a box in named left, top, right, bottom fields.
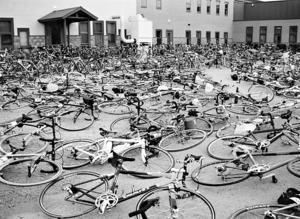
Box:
left=225, top=104, right=260, bottom=116
left=287, top=158, right=300, bottom=178
left=55, top=139, right=100, bottom=169
left=98, top=101, right=132, bottom=115
left=159, top=129, right=207, bottom=152
left=0, top=132, right=49, bottom=154
left=207, top=135, right=256, bottom=160
left=121, top=146, right=175, bottom=178
left=191, top=160, right=250, bottom=186
left=282, top=90, right=300, bottom=99
left=110, top=116, right=150, bottom=134
left=39, top=171, right=108, bottom=218
left=57, top=110, right=94, bottom=131
left=248, top=85, right=274, bottom=103
left=229, top=204, right=294, bottom=219
left=1, top=98, right=33, bottom=110
left=0, top=158, right=62, bottom=187
left=135, top=186, right=216, bottom=219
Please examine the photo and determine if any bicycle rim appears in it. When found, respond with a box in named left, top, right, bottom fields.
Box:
left=110, top=116, right=149, bottom=134
left=121, top=146, right=175, bottom=178
left=229, top=204, right=294, bottom=219
left=0, top=158, right=62, bottom=187
left=248, top=85, right=274, bottom=103
left=57, top=110, right=94, bottom=131
left=287, top=159, right=300, bottom=178
left=2, top=98, right=32, bottom=110
left=159, top=129, right=206, bottom=152
left=39, top=171, right=108, bottom=218
left=98, top=102, right=132, bottom=115
left=191, top=160, right=250, bottom=186
left=136, top=187, right=215, bottom=219
left=225, top=104, right=260, bottom=116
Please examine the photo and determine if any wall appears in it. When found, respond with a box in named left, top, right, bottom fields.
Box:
left=233, top=19, right=300, bottom=44
left=137, top=0, right=234, bottom=44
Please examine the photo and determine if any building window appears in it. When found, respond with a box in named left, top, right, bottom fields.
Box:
left=197, top=0, right=201, bottom=13
left=289, top=26, right=298, bottom=44
left=207, top=0, right=211, bottom=14
left=224, top=32, right=228, bottom=44
left=274, top=26, right=282, bottom=44
left=141, top=0, right=147, bottom=8
left=79, top=21, right=89, bottom=45
left=156, top=0, right=162, bottom=9
left=17, top=28, right=30, bottom=48
left=156, top=29, right=162, bottom=45
left=246, top=26, right=253, bottom=43
left=186, top=0, right=191, bottom=12
left=106, top=21, right=116, bottom=46
left=196, top=31, right=201, bottom=45
left=0, top=18, right=14, bottom=49
left=206, top=31, right=211, bottom=44
left=216, top=0, right=220, bottom=15
left=259, top=26, right=267, bottom=44
left=224, top=2, right=229, bottom=16
left=215, top=32, right=220, bottom=44
left=186, top=30, right=191, bottom=45
left=166, top=30, right=173, bottom=45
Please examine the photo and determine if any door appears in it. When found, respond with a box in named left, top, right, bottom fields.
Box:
left=45, top=22, right=63, bottom=46
left=80, top=21, right=89, bottom=46
left=0, top=18, right=14, bottom=49
left=106, top=21, right=116, bottom=46
left=196, top=31, right=201, bottom=45
left=94, top=21, right=104, bottom=47
left=18, top=28, right=30, bottom=48
left=166, top=30, right=173, bottom=45
left=186, top=30, right=191, bottom=45
left=156, top=29, right=162, bottom=45
left=206, top=31, right=211, bottom=44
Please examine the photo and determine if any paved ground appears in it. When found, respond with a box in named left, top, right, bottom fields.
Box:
left=0, top=67, right=299, bottom=219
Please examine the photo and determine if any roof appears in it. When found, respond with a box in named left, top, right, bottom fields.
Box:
left=38, top=6, right=98, bottom=23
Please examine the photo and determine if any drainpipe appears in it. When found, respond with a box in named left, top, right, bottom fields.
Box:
left=112, top=16, right=134, bottom=44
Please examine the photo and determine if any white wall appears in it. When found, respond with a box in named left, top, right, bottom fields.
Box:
left=0, top=0, right=136, bottom=35
left=233, top=20, right=300, bottom=44
left=137, top=0, right=234, bottom=42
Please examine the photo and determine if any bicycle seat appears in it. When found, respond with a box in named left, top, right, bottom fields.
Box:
left=99, top=128, right=117, bottom=136
left=171, top=114, right=185, bottom=122
left=16, top=114, right=33, bottom=123
left=280, top=110, right=292, bottom=120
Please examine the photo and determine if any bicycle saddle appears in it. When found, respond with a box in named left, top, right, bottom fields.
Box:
left=16, top=114, right=33, bottom=123
left=280, top=110, right=292, bottom=120
left=99, top=128, right=117, bottom=136
left=171, top=114, right=185, bottom=123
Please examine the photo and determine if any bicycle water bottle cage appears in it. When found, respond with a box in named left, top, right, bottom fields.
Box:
left=95, top=191, right=118, bottom=214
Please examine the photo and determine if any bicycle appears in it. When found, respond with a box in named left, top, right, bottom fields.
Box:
left=39, top=153, right=215, bottom=218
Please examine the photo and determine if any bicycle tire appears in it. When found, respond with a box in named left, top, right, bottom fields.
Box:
left=39, top=171, right=108, bottom=218
left=248, top=85, right=274, bottom=103
left=0, top=132, right=49, bottom=154
left=185, top=117, right=214, bottom=136
left=229, top=204, right=293, bottom=219
left=98, top=101, right=132, bottom=115
left=110, top=116, right=150, bottom=134
left=287, top=158, right=300, bottom=178
left=225, top=104, right=260, bottom=116
left=26, top=105, right=58, bottom=123
left=282, top=90, right=300, bottom=99
left=159, top=129, right=207, bottom=152
left=191, top=160, right=250, bottom=186
left=135, top=186, right=216, bottom=219
left=121, top=145, right=175, bottom=178
left=0, top=158, right=62, bottom=187
left=57, top=110, right=94, bottom=131
left=55, top=139, right=100, bottom=169
left=207, top=135, right=256, bottom=160
left=1, top=97, right=33, bottom=110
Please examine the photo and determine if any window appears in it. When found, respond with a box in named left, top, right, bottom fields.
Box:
left=18, top=28, right=30, bottom=48
left=156, top=29, right=162, bottom=45
left=79, top=21, right=89, bottom=45
left=225, top=2, right=229, bottom=16
left=166, top=30, right=173, bottom=45
left=141, top=0, right=147, bottom=8
left=274, top=26, right=282, bottom=44
left=186, top=0, right=191, bottom=12
left=259, top=26, right=267, bottom=44
left=215, top=32, right=220, bottom=44
left=224, top=32, right=228, bottom=44
left=0, top=18, right=14, bottom=49
left=216, top=0, right=220, bottom=15
left=106, top=21, right=116, bottom=46
left=156, top=0, right=162, bottom=9
left=246, top=26, right=253, bottom=43
left=206, top=31, right=211, bottom=44
left=289, top=26, right=298, bottom=44
left=196, top=31, right=201, bottom=45
left=197, top=0, right=201, bottom=13
left=207, top=0, right=211, bottom=14
left=186, top=30, right=191, bottom=45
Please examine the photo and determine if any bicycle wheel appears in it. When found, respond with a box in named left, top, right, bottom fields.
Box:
left=282, top=90, right=300, bottom=99
left=39, top=171, right=108, bottom=218
left=207, top=135, right=256, bottom=160
left=1, top=98, right=33, bottom=110
left=98, top=101, right=132, bottom=115
left=135, top=186, right=215, bottom=219
left=248, top=85, right=274, bottom=103
left=287, top=158, right=300, bottom=178
left=121, top=145, right=175, bottom=178
left=229, top=204, right=295, bottom=219
left=57, top=110, right=94, bottom=131
left=110, top=116, right=149, bottom=134
left=159, top=129, right=207, bottom=152
left=225, top=104, right=260, bottom=116
left=184, top=117, right=214, bottom=136
left=0, top=158, right=62, bottom=187
left=26, top=105, right=57, bottom=123
left=191, top=160, right=250, bottom=186
left=55, top=139, right=100, bottom=169
left=0, top=132, right=49, bottom=154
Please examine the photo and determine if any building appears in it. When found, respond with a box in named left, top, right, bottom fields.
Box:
left=233, top=0, right=300, bottom=45
left=137, top=0, right=234, bottom=45
left=0, top=0, right=136, bottom=49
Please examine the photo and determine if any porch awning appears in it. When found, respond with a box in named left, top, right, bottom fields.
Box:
left=38, top=6, right=98, bottom=23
